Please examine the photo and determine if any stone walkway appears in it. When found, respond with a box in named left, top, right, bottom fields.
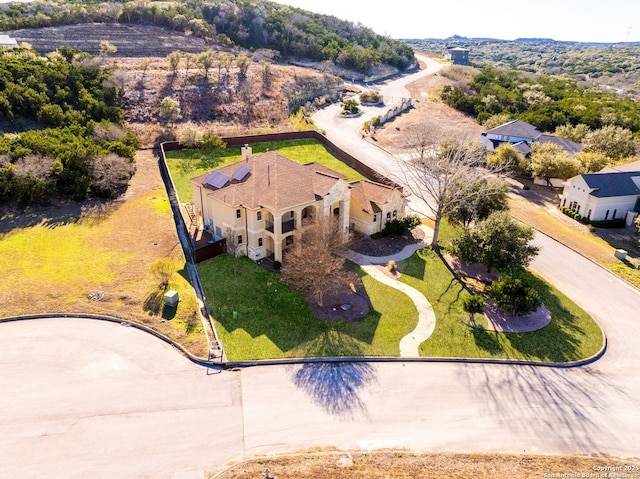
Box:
left=344, top=225, right=436, bottom=358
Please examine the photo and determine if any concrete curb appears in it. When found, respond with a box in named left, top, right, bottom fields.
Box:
left=223, top=333, right=607, bottom=369
left=0, top=313, right=223, bottom=368
left=1, top=312, right=606, bottom=371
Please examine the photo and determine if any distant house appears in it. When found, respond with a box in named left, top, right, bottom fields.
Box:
left=481, top=119, right=583, bottom=156
left=0, top=35, right=18, bottom=49
left=560, top=168, right=640, bottom=222
left=189, top=148, right=405, bottom=262
left=447, top=47, right=469, bottom=65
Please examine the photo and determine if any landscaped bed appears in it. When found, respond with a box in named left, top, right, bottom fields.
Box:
left=165, top=138, right=366, bottom=203
left=399, top=248, right=603, bottom=362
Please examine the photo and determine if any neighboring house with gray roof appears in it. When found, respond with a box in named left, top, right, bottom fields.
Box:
left=189, top=147, right=405, bottom=262
left=482, top=119, right=583, bottom=156
left=560, top=169, right=640, bottom=222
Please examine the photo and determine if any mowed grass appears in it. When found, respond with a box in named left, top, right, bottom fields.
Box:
left=0, top=151, right=207, bottom=357
left=397, top=248, right=603, bottom=362
left=165, top=138, right=366, bottom=203
left=197, top=255, right=417, bottom=361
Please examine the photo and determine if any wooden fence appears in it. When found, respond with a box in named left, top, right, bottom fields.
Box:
left=162, top=130, right=402, bottom=190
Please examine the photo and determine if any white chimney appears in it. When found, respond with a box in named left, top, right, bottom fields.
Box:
left=241, top=144, right=252, bottom=161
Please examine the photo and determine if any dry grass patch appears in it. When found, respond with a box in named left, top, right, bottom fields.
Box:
left=509, top=196, right=614, bottom=262
left=373, top=64, right=483, bottom=151
left=210, top=449, right=639, bottom=479
left=0, top=150, right=207, bottom=357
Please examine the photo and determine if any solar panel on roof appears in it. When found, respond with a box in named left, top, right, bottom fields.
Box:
left=204, top=171, right=230, bottom=189
left=231, top=165, right=251, bottom=181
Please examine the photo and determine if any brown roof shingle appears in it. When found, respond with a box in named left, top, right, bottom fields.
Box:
left=190, top=152, right=345, bottom=211
left=350, top=180, right=398, bottom=214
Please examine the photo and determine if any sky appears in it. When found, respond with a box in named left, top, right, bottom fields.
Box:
left=272, top=0, right=640, bottom=43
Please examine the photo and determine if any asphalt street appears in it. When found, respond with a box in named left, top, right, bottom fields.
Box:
left=2, top=57, right=640, bottom=478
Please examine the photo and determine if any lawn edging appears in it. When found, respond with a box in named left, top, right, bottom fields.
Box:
left=222, top=329, right=607, bottom=369
left=0, top=313, right=222, bottom=367
left=0, top=311, right=606, bottom=370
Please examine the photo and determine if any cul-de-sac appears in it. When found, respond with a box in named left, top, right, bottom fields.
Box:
left=1, top=1, right=639, bottom=477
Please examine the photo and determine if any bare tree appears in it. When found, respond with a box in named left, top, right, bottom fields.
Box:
left=177, top=121, right=204, bottom=148
left=280, top=216, right=352, bottom=307
left=88, top=153, right=135, bottom=197
left=391, top=123, right=503, bottom=247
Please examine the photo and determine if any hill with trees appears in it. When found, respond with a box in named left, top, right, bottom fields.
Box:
left=407, top=37, right=640, bottom=101
left=0, top=0, right=416, bottom=74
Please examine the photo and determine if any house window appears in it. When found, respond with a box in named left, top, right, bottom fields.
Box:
left=613, top=209, right=617, bottom=219
left=373, top=214, right=377, bottom=222
left=587, top=209, right=592, bottom=219
left=236, top=209, right=241, bottom=219
left=577, top=204, right=580, bottom=213
left=257, top=211, right=262, bottom=221
left=237, top=235, right=243, bottom=244
left=393, top=210, right=398, bottom=218
left=562, top=198, right=566, bottom=207
left=605, top=210, right=610, bottom=220
left=258, top=237, right=263, bottom=247
left=386, top=212, right=391, bottom=221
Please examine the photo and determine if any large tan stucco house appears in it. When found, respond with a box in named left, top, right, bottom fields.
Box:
left=189, top=147, right=405, bottom=262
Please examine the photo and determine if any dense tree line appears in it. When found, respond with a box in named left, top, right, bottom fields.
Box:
left=0, top=46, right=121, bottom=125
left=0, top=46, right=138, bottom=205
left=441, top=66, right=640, bottom=133
left=0, top=0, right=415, bottom=74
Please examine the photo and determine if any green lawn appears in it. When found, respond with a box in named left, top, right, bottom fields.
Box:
left=197, top=255, right=417, bottom=361
left=398, top=248, right=603, bottom=362
left=165, top=139, right=366, bottom=203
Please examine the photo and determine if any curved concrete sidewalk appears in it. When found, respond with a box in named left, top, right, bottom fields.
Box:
left=360, top=264, right=436, bottom=357
left=344, top=226, right=436, bottom=357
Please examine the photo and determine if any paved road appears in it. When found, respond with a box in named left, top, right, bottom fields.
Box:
left=3, top=59, right=640, bottom=477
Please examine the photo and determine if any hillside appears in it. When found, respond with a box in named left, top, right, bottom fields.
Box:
left=0, top=0, right=416, bottom=75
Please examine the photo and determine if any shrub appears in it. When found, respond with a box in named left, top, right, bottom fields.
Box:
left=403, top=214, right=422, bottom=228
left=150, top=258, right=176, bottom=290
left=341, top=98, right=360, bottom=115
left=589, top=218, right=626, bottom=228
left=489, top=275, right=541, bottom=316
left=360, top=90, right=382, bottom=104
left=381, top=219, right=409, bottom=237
left=386, top=260, right=396, bottom=272
left=522, top=184, right=530, bottom=190
left=200, top=134, right=227, bottom=153
left=573, top=213, right=581, bottom=221
left=272, top=260, right=282, bottom=271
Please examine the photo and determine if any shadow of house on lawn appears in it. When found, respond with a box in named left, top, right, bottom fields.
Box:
left=205, top=255, right=384, bottom=358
